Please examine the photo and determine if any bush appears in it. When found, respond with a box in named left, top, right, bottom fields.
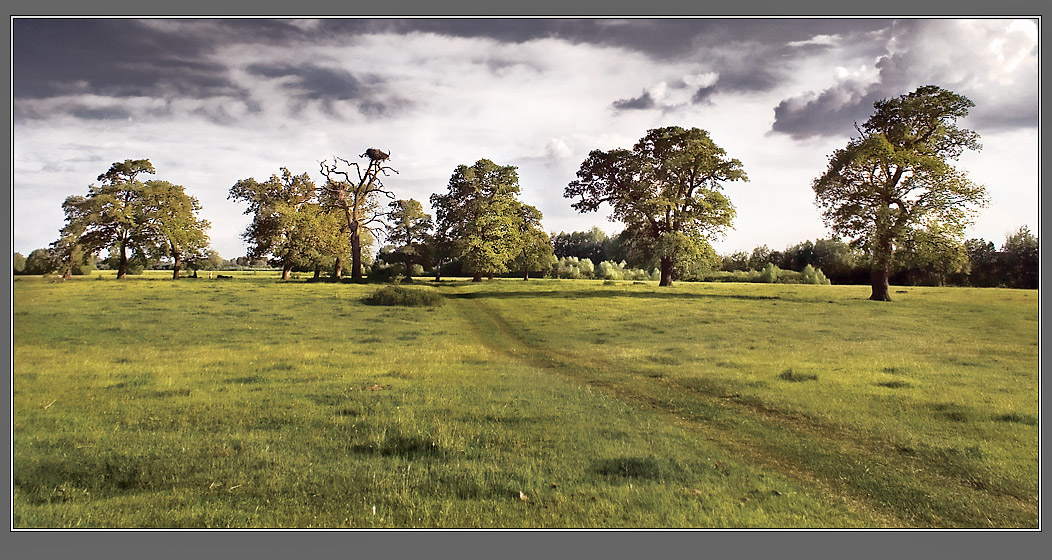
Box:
left=363, top=286, right=444, bottom=307
left=800, top=264, right=831, bottom=285
left=367, top=263, right=401, bottom=283
left=758, top=263, right=781, bottom=283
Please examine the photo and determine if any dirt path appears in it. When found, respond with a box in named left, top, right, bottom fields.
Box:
left=450, top=295, right=1038, bottom=528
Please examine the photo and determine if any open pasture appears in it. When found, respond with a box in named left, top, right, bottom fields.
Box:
left=11, top=273, right=1039, bottom=527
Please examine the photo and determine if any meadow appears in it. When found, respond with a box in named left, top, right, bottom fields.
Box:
left=11, top=271, right=1039, bottom=528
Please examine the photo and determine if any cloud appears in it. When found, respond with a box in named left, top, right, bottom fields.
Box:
left=770, top=19, right=1038, bottom=139
left=613, top=91, right=656, bottom=111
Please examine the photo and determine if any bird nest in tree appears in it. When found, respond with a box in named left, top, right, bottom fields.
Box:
left=363, top=148, right=390, bottom=162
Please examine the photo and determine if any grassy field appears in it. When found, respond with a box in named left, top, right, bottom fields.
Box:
left=11, top=271, right=1039, bottom=528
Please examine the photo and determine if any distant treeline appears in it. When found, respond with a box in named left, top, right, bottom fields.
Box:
left=545, top=226, right=1038, bottom=289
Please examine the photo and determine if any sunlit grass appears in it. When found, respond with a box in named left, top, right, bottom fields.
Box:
left=12, top=273, right=1038, bottom=527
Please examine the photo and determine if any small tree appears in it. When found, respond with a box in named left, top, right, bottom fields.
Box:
left=23, top=248, right=56, bottom=275
left=1000, top=226, right=1039, bottom=289
left=385, top=199, right=433, bottom=280
left=140, top=180, right=211, bottom=279
left=510, top=203, right=556, bottom=280
left=13, top=252, right=26, bottom=274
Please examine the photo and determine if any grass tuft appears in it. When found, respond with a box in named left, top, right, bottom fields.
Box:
left=362, top=286, right=444, bottom=307
left=777, top=368, right=818, bottom=382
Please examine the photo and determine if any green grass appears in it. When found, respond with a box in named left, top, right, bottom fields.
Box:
left=12, top=272, right=1039, bottom=527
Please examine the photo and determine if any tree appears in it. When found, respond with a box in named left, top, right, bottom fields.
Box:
left=431, top=159, right=524, bottom=282
left=318, top=149, right=397, bottom=281
left=140, top=180, right=211, bottom=279
left=893, top=223, right=970, bottom=286
left=813, top=85, right=988, bottom=301
left=384, top=199, right=433, bottom=280
left=552, top=226, right=611, bottom=263
left=13, top=252, right=26, bottom=274
left=59, top=159, right=157, bottom=279
left=23, top=248, right=56, bottom=275
left=509, top=202, right=556, bottom=280
left=229, top=168, right=319, bottom=280
left=1000, top=226, right=1038, bottom=289
left=565, top=126, right=747, bottom=286
left=964, top=238, right=999, bottom=287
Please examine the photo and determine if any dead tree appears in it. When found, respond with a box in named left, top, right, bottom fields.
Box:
left=318, top=149, right=397, bottom=280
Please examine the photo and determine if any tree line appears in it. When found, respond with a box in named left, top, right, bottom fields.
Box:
left=13, top=85, right=1038, bottom=298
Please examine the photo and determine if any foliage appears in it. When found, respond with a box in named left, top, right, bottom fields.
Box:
left=551, top=256, right=595, bottom=279
left=384, top=199, right=433, bottom=279
left=758, top=263, right=781, bottom=283
left=509, top=203, right=556, bottom=280
left=13, top=252, right=26, bottom=274
left=430, top=159, right=525, bottom=281
left=800, top=265, right=831, bottom=285
left=139, top=180, right=211, bottom=279
left=566, top=126, right=747, bottom=286
left=552, top=227, right=614, bottom=263
left=22, top=249, right=56, bottom=275
left=999, top=226, right=1038, bottom=289
left=362, top=285, right=444, bottom=307
left=229, top=168, right=336, bottom=280
left=813, top=85, right=987, bottom=301
left=58, top=159, right=159, bottom=279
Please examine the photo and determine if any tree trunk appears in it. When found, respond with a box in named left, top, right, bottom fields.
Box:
left=523, top=267, right=529, bottom=281
left=434, top=259, right=443, bottom=281
left=350, top=226, right=363, bottom=281
left=870, top=234, right=893, bottom=301
left=62, top=267, right=72, bottom=280
left=333, top=256, right=343, bottom=280
left=281, top=263, right=292, bottom=281
left=659, top=256, right=674, bottom=287
left=869, top=267, right=892, bottom=301
left=404, top=257, right=413, bottom=280
left=313, top=265, right=321, bottom=280
left=472, top=272, right=483, bottom=282
left=117, top=239, right=128, bottom=279
left=172, top=253, right=182, bottom=280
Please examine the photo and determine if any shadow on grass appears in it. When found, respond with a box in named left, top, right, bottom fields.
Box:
left=445, top=289, right=780, bottom=302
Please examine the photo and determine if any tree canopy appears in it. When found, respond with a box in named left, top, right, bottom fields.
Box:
left=57, top=159, right=211, bottom=279
left=813, top=85, right=988, bottom=301
left=565, top=126, right=747, bottom=286
left=430, top=159, right=542, bottom=282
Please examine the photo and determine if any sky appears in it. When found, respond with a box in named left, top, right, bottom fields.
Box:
left=10, top=17, right=1040, bottom=260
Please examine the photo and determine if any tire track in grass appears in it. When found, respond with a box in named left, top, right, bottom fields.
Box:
left=452, top=295, right=1037, bottom=528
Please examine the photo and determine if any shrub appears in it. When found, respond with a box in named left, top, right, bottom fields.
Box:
left=800, top=264, right=831, bottom=285
left=758, top=263, right=781, bottom=283
left=368, top=263, right=400, bottom=283
left=363, top=286, right=444, bottom=307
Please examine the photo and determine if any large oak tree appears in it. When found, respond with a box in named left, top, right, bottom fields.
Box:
left=812, top=85, right=987, bottom=301
left=565, top=126, right=747, bottom=286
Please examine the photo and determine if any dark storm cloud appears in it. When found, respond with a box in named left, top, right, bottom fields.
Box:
left=245, top=63, right=409, bottom=117
left=245, top=63, right=366, bottom=101
left=612, top=91, right=656, bottom=111
left=12, top=19, right=244, bottom=101
left=70, top=106, right=132, bottom=121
